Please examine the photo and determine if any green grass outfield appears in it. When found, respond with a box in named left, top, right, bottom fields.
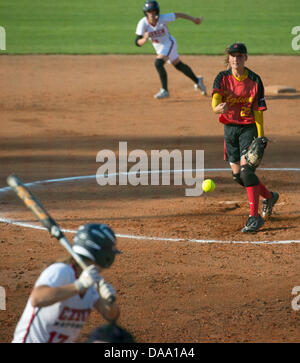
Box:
left=0, top=0, right=299, bottom=54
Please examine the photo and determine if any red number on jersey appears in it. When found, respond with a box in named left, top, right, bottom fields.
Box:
left=48, top=331, right=69, bottom=343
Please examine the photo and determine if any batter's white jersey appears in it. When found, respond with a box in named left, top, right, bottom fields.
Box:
left=12, top=263, right=100, bottom=343
left=136, top=13, right=179, bottom=61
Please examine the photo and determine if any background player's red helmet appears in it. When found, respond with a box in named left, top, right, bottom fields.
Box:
left=143, top=1, right=160, bottom=16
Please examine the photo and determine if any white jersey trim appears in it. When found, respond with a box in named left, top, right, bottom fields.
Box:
left=22, top=307, right=39, bottom=343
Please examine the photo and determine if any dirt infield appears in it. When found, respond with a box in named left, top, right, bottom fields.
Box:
left=0, top=55, right=299, bottom=343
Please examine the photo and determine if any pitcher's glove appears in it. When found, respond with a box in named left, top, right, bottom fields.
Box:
left=245, top=137, right=269, bottom=169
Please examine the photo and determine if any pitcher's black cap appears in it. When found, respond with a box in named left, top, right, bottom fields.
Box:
left=228, top=42, right=247, bottom=54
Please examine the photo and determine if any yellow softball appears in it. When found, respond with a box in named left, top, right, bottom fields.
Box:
left=202, top=179, right=215, bottom=193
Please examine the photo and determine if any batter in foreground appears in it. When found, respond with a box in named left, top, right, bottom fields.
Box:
left=12, top=223, right=120, bottom=343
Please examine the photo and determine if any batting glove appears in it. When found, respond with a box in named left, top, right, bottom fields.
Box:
left=98, top=280, right=116, bottom=303
left=74, top=265, right=100, bottom=293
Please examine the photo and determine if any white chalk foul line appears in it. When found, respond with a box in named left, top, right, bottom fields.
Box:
left=0, top=168, right=299, bottom=194
left=0, top=168, right=299, bottom=245
left=0, top=217, right=299, bottom=245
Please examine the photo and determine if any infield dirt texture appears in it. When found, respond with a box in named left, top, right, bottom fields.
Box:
left=0, top=0, right=299, bottom=343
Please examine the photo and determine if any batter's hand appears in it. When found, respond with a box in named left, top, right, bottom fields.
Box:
left=99, top=280, right=116, bottom=303
left=214, top=102, right=228, bottom=114
left=74, top=265, right=100, bottom=293
left=193, top=17, right=203, bottom=25
left=143, top=32, right=150, bottom=40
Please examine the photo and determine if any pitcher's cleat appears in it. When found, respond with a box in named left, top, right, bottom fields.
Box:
left=262, top=192, right=279, bottom=219
left=154, top=88, right=170, bottom=99
left=241, top=214, right=264, bottom=233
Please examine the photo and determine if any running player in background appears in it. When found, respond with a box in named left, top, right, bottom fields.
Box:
left=12, top=224, right=121, bottom=343
left=135, top=1, right=206, bottom=99
left=212, top=42, right=279, bottom=233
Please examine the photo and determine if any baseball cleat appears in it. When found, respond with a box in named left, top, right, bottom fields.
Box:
left=154, top=88, right=169, bottom=99
left=241, top=214, right=264, bottom=233
left=194, top=76, right=207, bottom=95
left=262, top=192, right=279, bottom=219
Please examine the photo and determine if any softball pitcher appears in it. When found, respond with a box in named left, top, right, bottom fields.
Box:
left=135, top=1, right=207, bottom=99
left=12, top=223, right=120, bottom=343
left=212, top=42, right=279, bottom=233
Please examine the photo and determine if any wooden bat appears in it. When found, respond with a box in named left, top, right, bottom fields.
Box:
left=7, top=174, right=115, bottom=303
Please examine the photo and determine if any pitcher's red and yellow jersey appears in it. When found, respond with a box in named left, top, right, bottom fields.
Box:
left=212, top=68, right=267, bottom=125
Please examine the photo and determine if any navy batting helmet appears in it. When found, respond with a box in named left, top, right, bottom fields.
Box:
left=73, top=223, right=120, bottom=268
left=143, top=1, right=160, bottom=16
